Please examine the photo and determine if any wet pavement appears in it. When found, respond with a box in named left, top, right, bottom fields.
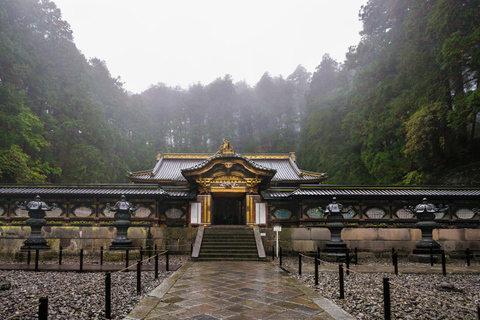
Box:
left=126, top=261, right=353, bottom=320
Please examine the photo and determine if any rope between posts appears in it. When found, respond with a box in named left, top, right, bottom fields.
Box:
left=296, top=252, right=479, bottom=316
left=4, top=302, right=42, bottom=320
left=5, top=249, right=171, bottom=319
left=299, top=253, right=317, bottom=260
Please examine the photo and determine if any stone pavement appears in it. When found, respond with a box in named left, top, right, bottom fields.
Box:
left=126, top=261, right=354, bottom=320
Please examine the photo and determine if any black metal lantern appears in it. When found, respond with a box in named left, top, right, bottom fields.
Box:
left=325, top=197, right=350, bottom=254
left=405, top=198, right=448, bottom=254
left=16, top=195, right=57, bottom=251
left=108, top=195, right=139, bottom=251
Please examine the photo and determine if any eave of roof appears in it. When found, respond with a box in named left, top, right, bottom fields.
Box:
left=0, top=184, right=167, bottom=196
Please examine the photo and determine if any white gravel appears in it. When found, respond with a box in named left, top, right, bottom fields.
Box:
left=281, top=256, right=480, bottom=320
left=0, top=255, right=189, bottom=320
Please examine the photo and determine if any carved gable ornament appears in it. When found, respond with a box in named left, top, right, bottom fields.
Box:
left=181, top=141, right=276, bottom=194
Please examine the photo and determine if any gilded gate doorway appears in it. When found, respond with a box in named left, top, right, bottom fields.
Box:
left=212, top=197, right=243, bottom=225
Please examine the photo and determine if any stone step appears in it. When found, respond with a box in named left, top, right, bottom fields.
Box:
left=196, top=225, right=261, bottom=261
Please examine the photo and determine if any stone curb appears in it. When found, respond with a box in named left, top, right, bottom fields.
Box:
left=274, top=262, right=355, bottom=320
left=124, top=261, right=192, bottom=320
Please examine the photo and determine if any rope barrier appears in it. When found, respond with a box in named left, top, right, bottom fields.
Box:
left=295, top=252, right=479, bottom=316
left=4, top=249, right=172, bottom=319
left=4, top=302, right=42, bottom=320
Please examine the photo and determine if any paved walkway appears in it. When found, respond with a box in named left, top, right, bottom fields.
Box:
left=126, top=261, right=354, bottom=320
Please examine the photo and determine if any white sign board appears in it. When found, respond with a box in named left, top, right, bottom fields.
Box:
left=273, top=226, right=282, bottom=232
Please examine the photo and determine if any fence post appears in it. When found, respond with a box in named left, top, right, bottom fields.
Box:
left=140, top=246, right=143, bottom=262
left=105, top=272, right=111, bottom=319
left=346, top=252, right=350, bottom=276
left=298, top=253, right=302, bottom=275
left=155, top=253, right=159, bottom=279
left=354, top=248, right=358, bottom=265
left=59, top=246, right=63, bottom=265
left=136, top=260, right=142, bottom=295
left=314, top=257, right=319, bottom=286
left=317, top=247, right=320, bottom=259
left=27, top=249, right=31, bottom=265
left=79, top=249, right=84, bottom=273
left=339, top=264, right=344, bottom=299
left=39, top=297, right=48, bottom=320
left=166, top=250, right=170, bottom=272
left=383, top=278, right=391, bottom=320
left=466, top=248, right=471, bottom=267
left=442, top=251, right=446, bottom=276
left=35, top=249, right=39, bottom=271
left=430, top=247, right=434, bottom=266
left=393, top=252, right=398, bottom=276
left=125, top=249, right=129, bottom=271
left=279, top=247, right=283, bottom=267
left=100, top=246, right=104, bottom=266
left=272, top=245, right=275, bottom=261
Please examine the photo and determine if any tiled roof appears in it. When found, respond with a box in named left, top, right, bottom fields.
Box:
left=261, top=189, right=296, bottom=199
left=0, top=185, right=167, bottom=196
left=288, top=186, right=480, bottom=198
left=164, top=189, right=197, bottom=198
left=129, top=153, right=325, bottom=183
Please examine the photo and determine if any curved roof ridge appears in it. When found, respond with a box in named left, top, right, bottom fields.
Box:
left=181, top=152, right=276, bottom=173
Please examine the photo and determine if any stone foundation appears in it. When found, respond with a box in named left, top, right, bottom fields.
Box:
left=0, top=226, right=197, bottom=254
left=1, top=226, right=479, bottom=255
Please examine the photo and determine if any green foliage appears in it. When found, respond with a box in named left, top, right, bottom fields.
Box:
left=299, top=0, right=480, bottom=185
left=1, top=0, right=479, bottom=186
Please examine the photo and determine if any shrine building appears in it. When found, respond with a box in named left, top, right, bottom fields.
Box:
left=0, top=141, right=479, bottom=254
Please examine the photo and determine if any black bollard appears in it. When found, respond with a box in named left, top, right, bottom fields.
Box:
left=466, top=248, right=471, bottom=267
left=354, top=248, right=358, bottom=265
left=442, top=251, right=447, bottom=276
left=393, top=252, right=398, bottom=276
left=346, top=252, right=350, bottom=276
left=155, top=253, right=159, bottom=279
left=383, top=278, right=391, bottom=320
left=59, top=246, right=63, bottom=265
left=154, top=244, right=157, bottom=254
left=391, top=249, right=395, bottom=266
left=314, top=257, right=319, bottom=286
left=27, top=249, right=31, bottom=265
left=136, top=260, right=142, bottom=295
left=140, top=246, right=143, bottom=262
left=35, top=249, right=39, bottom=271
left=105, top=272, right=111, bottom=319
left=339, top=264, right=344, bottom=299
left=148, top=245, right=152, bottom=259
left=272, top=245, right=275, bottom=261
left=100, top=246, right=104, bottom=266
left=125, top=249, right=129, bottom=271
left=317, top=247, right=320, bottom=259
left=166, top=250, right=170, bottom=272
left=79, top=249, right=84, bottom=272
left=279, top=247, right=283, bottom=266
left=39, top=297, right=48, bottom=320
left=298, top=253, right=302, bottom=275
left=430, top=247, right=434, bottom=266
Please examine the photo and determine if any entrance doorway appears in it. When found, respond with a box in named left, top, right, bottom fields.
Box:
left=213, top=197, right=243, bottom=225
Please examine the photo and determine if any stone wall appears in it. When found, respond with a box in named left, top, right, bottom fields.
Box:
left=0, top=226, right=197, bottom=254
left=261, top=227, right=480, bottom=254
left=1, top=226, right=479, bottom=255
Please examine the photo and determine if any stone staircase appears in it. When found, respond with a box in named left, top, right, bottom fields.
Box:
left=195, top=227, right=265, bottom=261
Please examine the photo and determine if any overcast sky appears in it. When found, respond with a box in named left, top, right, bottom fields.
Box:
left=53, top=0, right=366, bottom=94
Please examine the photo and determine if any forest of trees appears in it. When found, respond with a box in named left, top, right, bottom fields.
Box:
left=0, top=0, right=479, bottom=185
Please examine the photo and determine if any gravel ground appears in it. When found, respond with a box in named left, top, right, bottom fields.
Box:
left=0, top=255, right=189, bottom=320
left=281, top=256, right=480, bottom=320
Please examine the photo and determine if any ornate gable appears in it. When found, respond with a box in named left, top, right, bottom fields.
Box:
left=181, top=141, right=276, bottom=194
